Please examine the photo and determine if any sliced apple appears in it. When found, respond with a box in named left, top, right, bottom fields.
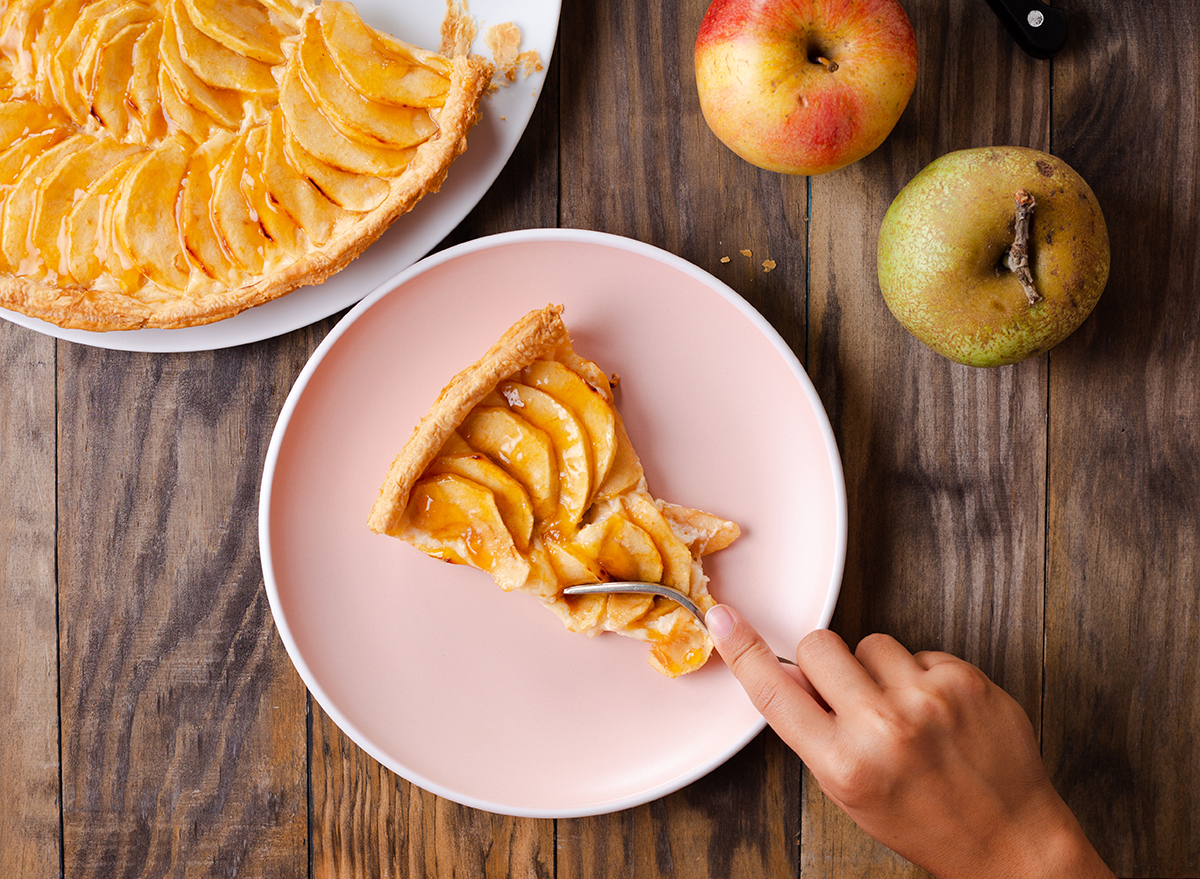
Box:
left=31, top=138, right=142, bottom=280
left=49, top=0, right=120, bottom=124
left=126, top=20, right=168, bottom=142
left=64, top=151, right=146, bottom=284
left=426, top=453, right=534, bottom=552
left=170, top=0, right=277, bottom=95
left=400, top=473, right=531, bottom=591
left=211, top=130, right=270, bottom=276
left=160, top=2, right=245, bottom=129
left=179, top=129, right=237, bottom=282
left=296, top=12, right=438, bottom=149
left=461, top=406, right=559, bottom=525
left=241, top=124, right=303, bottom=258
left=0, top=133, right=85, bottom=273
left=112, top=135, right=194, bottom=291
left=587, top=514, right=663, bottom=584
left=546, top=540, right=607, bottom=586
left=318, top=1, right=451, bottom=108
left=261, top=112, right=342, bottom=246
left=73, top=1, right=155, bottom=123
left=620, top=493, right=693, bottom=590
left=0, top=0, right=54, bottom=94
left=278, top=59, right=418, bottom=176
left=87, top=21, right=146, bottom=142
left=30, top=0, right=86, bottom=105
left=594, top=414, right=645, bottom=500
left=522, top=360, right=617, bottom=491
left=0, top=99, right=62, bottom=146
left=498, top=381, right=593, bottom=525
left=180, top=0, right=288, bottom=65
left=157, top=61, right=216, bottom=143
left=281, top=127, right=389, bottom=213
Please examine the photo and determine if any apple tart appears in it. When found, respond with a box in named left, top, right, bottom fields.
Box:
left=368, top=305, right=741, bottom=677
left=0, top=0, right=492, bottom=330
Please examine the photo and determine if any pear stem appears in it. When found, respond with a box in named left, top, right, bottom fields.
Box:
left=1005, top=189, right=1041, bottom=305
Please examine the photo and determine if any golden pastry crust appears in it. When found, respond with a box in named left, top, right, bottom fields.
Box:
left=369, top=304, right=741, bottom=677
left=0, top=1, right=493, bottom=331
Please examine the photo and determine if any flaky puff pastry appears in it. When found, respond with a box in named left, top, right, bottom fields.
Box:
left=369, top=304, right=740, bottom=677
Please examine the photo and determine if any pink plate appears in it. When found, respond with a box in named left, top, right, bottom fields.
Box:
left=259, top=229, right=846, bottom=817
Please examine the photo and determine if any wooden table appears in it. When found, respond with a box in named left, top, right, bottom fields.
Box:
left=2, top=0, right=1197, bottom=876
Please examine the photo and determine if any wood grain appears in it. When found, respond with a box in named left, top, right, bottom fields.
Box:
left=804, top=0, right=1052, bottom=873
left=1048, top=3, right=1200, bottom=874
left=0, top=322, right=60, bottom=879
left=54, top=337, right=316, bottom=878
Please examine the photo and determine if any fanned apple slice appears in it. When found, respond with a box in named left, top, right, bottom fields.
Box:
left=30, top=0, right=87, bottom=105
left=179, top=129, right=237, bottom=282
left=278, top=60, right=418, bottom=176
left=0, top=99, right=63, bottom=145
left=0, top=0, right=54, bottom=93
left=74, top=1, right=156, bottom=121
left=241, top=124, right=303, bottom=257
left=461, top=406, right=559, bottom=524
left=126, top=20, right=168, bottom=143
left=160, top=5, right=246, bottom=129
left=49, top=0, right=121, bottom=123
left=31, top=138, right=142, bottom=280
left=296, top=13, right=438, bottom=149
left=0, top=134, right=88, bottom=274
left=426, top=452, right=535, bottom=553
left=620, top=493, right=693, bottom=590
left=181, top=0, right=289, bottom=65
left=587, top=515, right=664, bottom=584
left=112, top=135, right=193, bottom=292
left=210, top=130, right=270, bottom=276
left=260, top=112, right=342, bottom=247
left=281, top=127, right=389, bottom=212
left=521, top=360, right=617, bottom=492
left=401, top=474, right=531, bottom=591
left=498, top=381, right=593, bottom=525
left=319, top=1, right=451, bottom=108
left=64, top=151, right=145, bottom=285
left=157, top=64, right=217, bottom=143
left=88, top=22, right=147, bottom=141
left=170, top=0, right=277, bottom=95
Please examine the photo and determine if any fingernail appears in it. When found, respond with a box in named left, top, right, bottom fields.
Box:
left=705, top=605, right=735, bottom=639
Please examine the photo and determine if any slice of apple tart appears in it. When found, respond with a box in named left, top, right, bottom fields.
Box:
left=368, top=305, right=741, bottom=677
left=0, top=0, right=492, bottom=330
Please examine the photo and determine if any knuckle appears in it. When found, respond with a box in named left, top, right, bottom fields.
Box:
left=796, top=628, right=842, bottom=664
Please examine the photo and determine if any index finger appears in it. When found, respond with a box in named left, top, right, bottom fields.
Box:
left=705, top=605, right=835, bottom=755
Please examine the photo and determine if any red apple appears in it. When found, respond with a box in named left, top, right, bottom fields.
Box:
left=695, top=0, right=918, bottom=175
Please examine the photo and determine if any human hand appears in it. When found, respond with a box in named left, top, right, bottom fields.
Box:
left=704, top=605, right=1114, bottom=879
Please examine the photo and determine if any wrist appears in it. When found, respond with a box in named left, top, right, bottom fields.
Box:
left=971, top=799, right=1113, bottom=879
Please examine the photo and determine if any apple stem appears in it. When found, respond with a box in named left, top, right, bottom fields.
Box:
left=816, top=56, right=839, bottom=73
left=1005, top=189, right=1041, bottom=305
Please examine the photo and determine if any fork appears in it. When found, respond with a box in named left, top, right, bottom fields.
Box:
left=562, top=582, right=797, bottom=666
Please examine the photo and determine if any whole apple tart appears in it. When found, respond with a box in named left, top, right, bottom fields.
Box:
left=368, top=305, right=741, bottom=677
left=0, top=0, right=492, bottom=330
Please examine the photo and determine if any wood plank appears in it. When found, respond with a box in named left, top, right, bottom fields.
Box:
left=55, top=339, right=312, bottom=877
left=1047, top=2, right=1200, bottom=874
left=804, top=0, right=1051, bottom=873
left=306, top=51, right=562, bottom=879
left=555, top=0, right=805, bottom=875
left=0, top=323, right=60, bottom=879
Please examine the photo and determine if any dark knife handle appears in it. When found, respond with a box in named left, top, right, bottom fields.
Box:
left=983, top=0, right=1067, bottom=59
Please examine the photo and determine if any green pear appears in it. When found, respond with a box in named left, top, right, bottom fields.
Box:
left=877, top=146, right=1110, bottom=367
